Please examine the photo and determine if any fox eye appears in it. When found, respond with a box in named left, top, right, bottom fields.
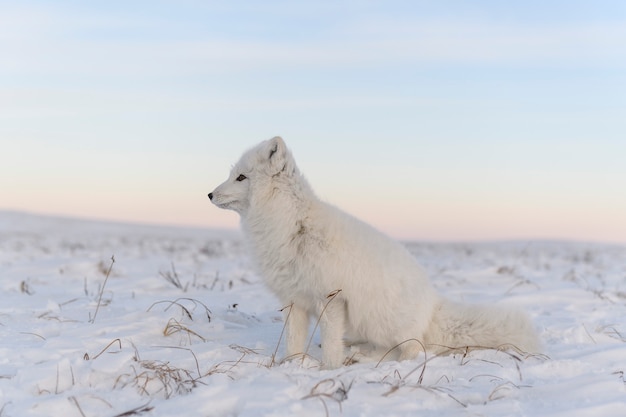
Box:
left=236, top=174, right=247, bottom=182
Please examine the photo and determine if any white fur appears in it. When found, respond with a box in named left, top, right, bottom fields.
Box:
left=209, top=137, right=540, bottom=369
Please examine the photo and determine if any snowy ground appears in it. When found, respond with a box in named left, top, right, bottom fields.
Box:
left=1, top=211, right=625, bottom=417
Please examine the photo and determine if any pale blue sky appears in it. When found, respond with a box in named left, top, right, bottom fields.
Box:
left=1, top=1, right=625, bottom=241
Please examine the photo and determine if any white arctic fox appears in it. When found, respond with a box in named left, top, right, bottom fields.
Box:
left=208, top=137, right=539, bottom=369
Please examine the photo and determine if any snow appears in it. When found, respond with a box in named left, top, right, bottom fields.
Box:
left=1, top=210, right=625, bottom=416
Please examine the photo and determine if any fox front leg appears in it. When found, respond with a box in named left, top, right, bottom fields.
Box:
left=284, top=303, right=309, bottom=360
left=318, top=298, right=347, bottom=369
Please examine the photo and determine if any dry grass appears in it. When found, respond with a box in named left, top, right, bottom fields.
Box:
left=20, top=280, right=33, bottom=295
left=19, top=332, right=46, bottom=341
left=367, top=341, right=548, bottom=408
left=147, top=298, right=212, bottom=322
left=159, top=262, right=187, bottom=292
left=72, top=310, right=549, bottom=415
left=120, top=360, right=199, bottom=399
left=90, top=255, right=115, bottom=324
left=84, top=339, right=122, bottom=361
left=30, top=309, right=547, bottom=416
left=162, top=318, right=206, bottom=343
left=11, top=251, right=555, bottom=416
left=302, top=378, right=353, bottom=417
left=269, top=303, right=293, bottom=367
left=596, top=324, right=626, bottom=342
left=146, top=298, right=212, bottom=345
left=112, top=402, right=154, bottom=417
left=68, top=396, right=86, bottom=417
left=111, top=345, right=205, bottom=400
left=91, top=335, right=545, bottom=415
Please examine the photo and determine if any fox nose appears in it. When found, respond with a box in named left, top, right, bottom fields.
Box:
left=208, top=193, right=213, bottom=200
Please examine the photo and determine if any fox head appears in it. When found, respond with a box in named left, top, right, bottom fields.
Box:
left=208, top=136, right=299, bottom=215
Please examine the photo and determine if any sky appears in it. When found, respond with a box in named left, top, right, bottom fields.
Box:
left=1, top=0, right=625, bottom=242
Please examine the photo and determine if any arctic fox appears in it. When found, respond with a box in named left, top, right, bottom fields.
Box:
left=208, top=137, right=539, bottom=369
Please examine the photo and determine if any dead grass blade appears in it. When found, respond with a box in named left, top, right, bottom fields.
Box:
left=116, top=359, right=200, bottom=399
left=159, top=262, right=187, bottom=291
left=84, top=339, right=122, bottom=361
left=147, top=298, right=212, bottom=322
left=19, top=332, right=46, bottom=341
left=68, top=396, right=87, bottom=417
left=152, top=346, right=202, bottom=379
left=269, top=303, right=293, bottom=367
left=163, top=318, right=206, bottom=343
left=20, top=280, right=34, bottom=295
left=375, top=338, right=426, bottom=369
left=302, top=378, right=353, bottom=416
left=113, top=402, right=154, bottom=417
left=90, top=255, right=115, bottom=324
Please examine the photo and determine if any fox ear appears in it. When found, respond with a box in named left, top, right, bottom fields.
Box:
left=267, top=136, right=285, bottom=159
left=266, top=136, right=289, bottom=173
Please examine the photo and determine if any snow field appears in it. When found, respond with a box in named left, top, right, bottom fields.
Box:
left=1, top=212, right=625, bottom=416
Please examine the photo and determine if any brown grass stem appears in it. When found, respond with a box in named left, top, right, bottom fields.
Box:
left=90, top=255, right=115, bottom=324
